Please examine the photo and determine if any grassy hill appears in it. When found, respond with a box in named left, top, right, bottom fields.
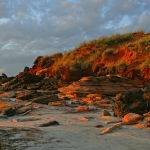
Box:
left=26, top=31, right=150, bottom=82
left=2, top=31, right=150, bottom=91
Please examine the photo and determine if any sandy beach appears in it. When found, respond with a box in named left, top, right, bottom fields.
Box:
left=0, top=103, right=150, bottom=150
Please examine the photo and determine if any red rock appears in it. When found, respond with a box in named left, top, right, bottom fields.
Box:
left=75, top=106, right=88, bottom=112
left=101, top=110, right=111, bottom=116
left=144, top=117, right=150, bottom=127
left=143, top=112, right=150, bottom=117
left=133, top=123, right=145, bottom=129
left=122, top=113, right=142, bottom=124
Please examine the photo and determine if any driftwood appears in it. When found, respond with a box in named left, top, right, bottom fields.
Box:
left=100, top=113, right=144, bottom=135
left=100, top=122, right=123, bottom=135
left=22, top=109, right=32, bottom=115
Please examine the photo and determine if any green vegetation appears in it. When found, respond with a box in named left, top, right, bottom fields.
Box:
left=89, top=33, right=133, bottom=48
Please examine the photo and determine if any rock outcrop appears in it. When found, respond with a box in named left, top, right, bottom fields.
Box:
left=59, top=76, right=143, bottom=100
left=122, top=113, right=142, bottom=124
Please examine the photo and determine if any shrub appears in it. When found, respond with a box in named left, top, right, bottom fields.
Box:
left=117, top=61, right=128, bottom=71
left=34, top=56, right=43, bottom=65
left=104, top=33, right=133, bottom=46
left=114, top=89, right=148, bottom=117
left=24, top=66, right=30, bottom=72
left=88, top=33, right=133, bottom=48
left=102, top=48, right=116, bottom=60
left=139, top=37, right=150, bottom=47
left=141, top=59, right=150, bottom=69
left=127, top=36, right=150, bottom=52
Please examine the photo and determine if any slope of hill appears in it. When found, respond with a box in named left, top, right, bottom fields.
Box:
left=27, top=31, right=150, bottom=82
left=1, top=31, right=150, bottom=91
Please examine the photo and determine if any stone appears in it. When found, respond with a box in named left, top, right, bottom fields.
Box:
left=122, top=113, right=142, bottom=125
left=64, top=100, right=82, bottom=107
left=11, top=119, right=18, bottom=123
left=88, top=106, right=97, bottom=111
left=32, top=94, right=59, bottom=104
left=0, top=114, right=8, bottom=119
left=101, top=110, right=111, bottom=116
left=75, top=106, right=88, bottom=112
left=145, top=117, right=150, bottom=127
left=77, top=116, right=89, bottom=121
left=143, top=112, right=150, bottom=117
left=144, top=117, right=150, bottom=128
left=133, top=123, right=145, bottom=129
left=0, top=102, right=11, bottom=113
left=98, top=100, right=111, bottom=109
left=3, top=107, right=16, bottom=117
left=95, top=124, right=104, bottom=128
left=48, top=101, right=63, bottom=106
left=16, top=105, right=32, bottom=114
left=16, top=90, right=39, bottom=100
left=39, top=121, right=60, bottom=127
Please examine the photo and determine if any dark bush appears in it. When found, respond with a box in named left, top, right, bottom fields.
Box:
left=114, top=89, right=148, bottom=117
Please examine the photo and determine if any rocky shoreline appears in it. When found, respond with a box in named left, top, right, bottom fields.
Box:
left=0, top=75, right=150, bottom=150
left=0, top=102, right=150, bottom=150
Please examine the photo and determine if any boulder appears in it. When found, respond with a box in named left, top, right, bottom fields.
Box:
left=143, top=112, right=150, bottom=117
left=144, top=117, right=150, bottom=127
left=122, top=113, right=142, bottom=125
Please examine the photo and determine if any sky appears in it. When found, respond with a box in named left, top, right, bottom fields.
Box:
left=0, top=0, right=150, bottom=76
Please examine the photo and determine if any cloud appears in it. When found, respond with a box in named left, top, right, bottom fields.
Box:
left=0, top=0, right=149, bottom=75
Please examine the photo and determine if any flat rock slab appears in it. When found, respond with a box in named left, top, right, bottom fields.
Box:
left=59, top=76, right=143, bottom=98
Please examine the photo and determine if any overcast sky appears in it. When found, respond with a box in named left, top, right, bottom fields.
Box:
left=0, top=0, right=150, bottom=76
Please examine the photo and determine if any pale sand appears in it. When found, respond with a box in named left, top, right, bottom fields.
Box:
left=0, top=105, right=150, bottom=150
